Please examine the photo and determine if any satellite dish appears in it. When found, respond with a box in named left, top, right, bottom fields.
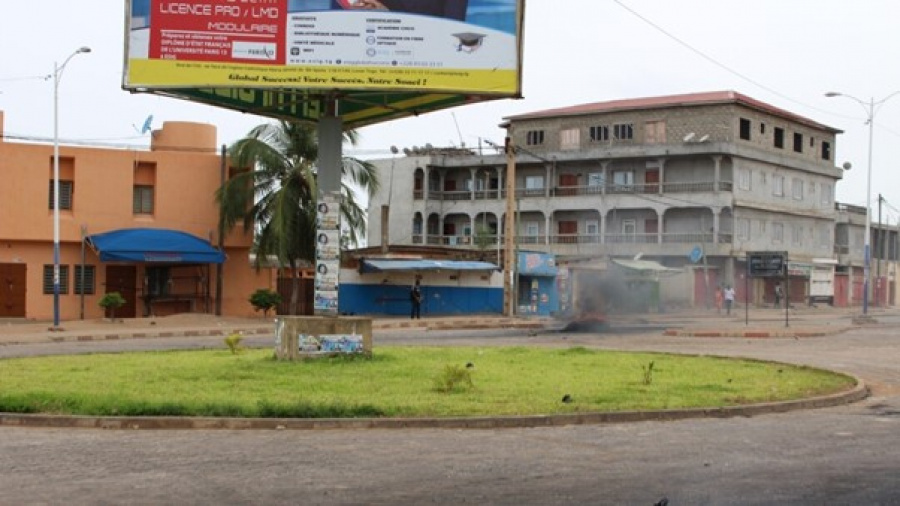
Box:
left=390, top=145, right=399, bottom=154
left=842, top=161, right=852, bottom=171
left=402, top=148, right=412, bottom=156
left=698, top=134, right=710, bottom=143
left=633, top=252, right=644, bottom=261
left=689, top=246, right=703, bottom=263
left=683, top=132, right=696, bottom=142
left=140, top=115, right=154, bottom=135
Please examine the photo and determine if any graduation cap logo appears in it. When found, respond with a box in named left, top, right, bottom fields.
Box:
left=452, top=32, right=486, bottom=53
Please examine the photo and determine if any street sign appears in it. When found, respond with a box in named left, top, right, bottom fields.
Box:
left=747, top=251, right=787, bottom=278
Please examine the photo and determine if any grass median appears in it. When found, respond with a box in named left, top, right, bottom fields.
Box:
left=0, top=346, right=856, bottom=418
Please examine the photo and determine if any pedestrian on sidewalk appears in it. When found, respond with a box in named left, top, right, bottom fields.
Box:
left=410, top=283, right=422, bottom=319
left=715, top=285, right=723, bottom=314
left=724, top=285, right=735, bottom=315
left=774, top=283, right=783, bottom=308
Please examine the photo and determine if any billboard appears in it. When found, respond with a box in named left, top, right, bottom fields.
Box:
left=124, top=0, right=522, bottom=96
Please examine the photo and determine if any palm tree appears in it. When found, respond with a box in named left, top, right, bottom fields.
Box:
left=216, top=120, right=379, bottom=314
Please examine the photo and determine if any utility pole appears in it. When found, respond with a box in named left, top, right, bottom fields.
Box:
left=503, top=135, right=516, bottom=316
left=877, top=194, right=883, bottom=307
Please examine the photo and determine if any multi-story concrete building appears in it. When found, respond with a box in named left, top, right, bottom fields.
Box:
left=367, top=91, right=849, bottom=310
left=0, top=111, right=271, bottom=321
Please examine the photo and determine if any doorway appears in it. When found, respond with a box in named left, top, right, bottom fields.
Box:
left=105, top=265, right=137, bottom=318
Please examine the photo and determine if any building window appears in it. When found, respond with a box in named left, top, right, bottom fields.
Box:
left=621, top=219, right=636, bottom=235
left=133, top=185, right=155, bottom=214
left=525, top=175, right=544, bottom=190
left=525, top=130, right=545, bottom=146
left=644, top=121, right=666, bottom=143
left=792, top=178, right=804, bottom=200
left=560, top=128, right=580, bottom=150
left=42, top=265, right=69, bottom=295
left=774, top=127, right=784, bottom=149
left=74, top=265, right=96, bottom=295
left=792, top=225, right=803, bottom=246
left=738, top=169, right=751, bottom=191
left=772, top=222, right=784, bottom=243
left=793, top=132, right=803, bottom=153
left=524, top=222, right=540, bottom=237
left=760, top=123, right=766, bottom=135
left=585, top=220, right=599, bottom=235
left=821, top=183, right=832, bottom=206
left=820, top=226, right=831, bottom=247
left=738, top=219, right=750, bottom=240
left=48, top=180, right=74, bottom=210
left=739, top=118, right=751, bottom=140
left=613, top=123, right=633, bottom=140
left=587, top=172, right=605, bottom=187
left=589, top=125, right=609, bottom=142
left=821, top=141, right=831, bottom=161
left=773, top=175, right=785, bottom=197
left=613, top=171, right=634, bottom=186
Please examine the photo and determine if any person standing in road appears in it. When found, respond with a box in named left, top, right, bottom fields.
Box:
left=724, top=285, right=735, bottom=315
left=410, top=283, right=423, bottom=319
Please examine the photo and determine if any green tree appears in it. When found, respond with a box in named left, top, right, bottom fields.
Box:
left=217, top=121, right=379, bottom=314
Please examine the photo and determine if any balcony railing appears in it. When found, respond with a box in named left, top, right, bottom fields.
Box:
left=418, top=180, right=730, bottom=202
left=411, top=231, right=733, bottom=248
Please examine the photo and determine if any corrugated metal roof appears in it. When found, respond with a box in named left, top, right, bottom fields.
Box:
left=612, top=258, right=682, bottom=276
left=360, top=259, right=498, bottom=273
left=504, top=90, right=841, bottom=133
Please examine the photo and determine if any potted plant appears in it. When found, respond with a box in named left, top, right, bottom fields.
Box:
left=249, top=288, right=282, bottom=317
left=98, top=292, right=127, bottom=321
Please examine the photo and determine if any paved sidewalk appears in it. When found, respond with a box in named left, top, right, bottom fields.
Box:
left=0, top=313, right=552, bottom=345
left=0, top=304, right=894, bottom=345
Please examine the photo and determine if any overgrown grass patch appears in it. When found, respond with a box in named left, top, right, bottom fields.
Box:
left=0, top=347, right=856, bottom=418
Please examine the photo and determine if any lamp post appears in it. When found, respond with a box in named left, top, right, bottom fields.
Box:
left=52, top=46, right=91, bottom=329
left=826, top=90, right=900, bottom=315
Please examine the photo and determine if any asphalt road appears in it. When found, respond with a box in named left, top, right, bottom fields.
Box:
left=1, top=325, right=899, bottom=505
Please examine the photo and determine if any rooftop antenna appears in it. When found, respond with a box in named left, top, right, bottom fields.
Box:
left=451, top=112, right=465, bottom=147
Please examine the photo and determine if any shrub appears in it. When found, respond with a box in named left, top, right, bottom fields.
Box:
left=433, top=364, right=474, bottom=393
left=642, top=361, right=655, bottom=385
left=224, top=332, right=244, bottom=355
left=249, top=289, right=281, bottom=317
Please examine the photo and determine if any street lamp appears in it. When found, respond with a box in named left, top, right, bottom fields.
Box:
left=825, top=90, right=900, bottom=315
left=52, top=46, right=91, bottom=329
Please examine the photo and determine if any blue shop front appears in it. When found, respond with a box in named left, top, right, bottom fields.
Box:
left=517, top=251, right=559, bottom=316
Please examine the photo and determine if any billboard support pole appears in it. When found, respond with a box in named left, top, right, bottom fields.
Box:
left=316, top=102, right=344, bottom=316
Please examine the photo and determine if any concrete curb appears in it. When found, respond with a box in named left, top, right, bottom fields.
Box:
left=663, top=326, right=853, bottom=338
left=0, top=319, right=553, bottom=345
left=0, top=379, right=868, bottom=431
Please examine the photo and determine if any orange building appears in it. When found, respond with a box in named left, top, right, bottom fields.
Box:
left=0, top=111, right=273, bottom=321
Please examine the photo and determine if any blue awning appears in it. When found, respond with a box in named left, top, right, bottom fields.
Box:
left=87, top=228, right=226, bottom=264
left=360, top=259, right=498, bottom=273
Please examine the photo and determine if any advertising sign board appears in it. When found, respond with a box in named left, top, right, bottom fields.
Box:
left=747, top=251, right=787, bottom=278
left=124, top=0, right=523, bottom=126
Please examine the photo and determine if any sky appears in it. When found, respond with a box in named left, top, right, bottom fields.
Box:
left=2, top=1, right=900, bottom=222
